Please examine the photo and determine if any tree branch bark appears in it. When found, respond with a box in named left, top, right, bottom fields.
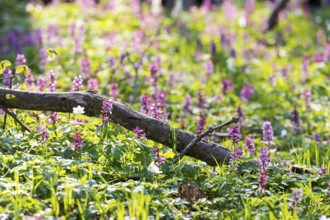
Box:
left=0, top=88, right=232, bottom=166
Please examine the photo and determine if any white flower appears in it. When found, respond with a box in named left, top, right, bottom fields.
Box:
left=147, top=162, right=162, bottom=174
left=73, top=105, right=85, bottom=114
left=226, top=57, right=236, bottom=72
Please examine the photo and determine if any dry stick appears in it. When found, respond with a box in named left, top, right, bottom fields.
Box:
left=266, top=0, right=289, bottom=32
left=0, top=104, right=31, bottom=132
left=173, top=116, right=239, bottom=164
left=0, top=88, right=233, bottom=166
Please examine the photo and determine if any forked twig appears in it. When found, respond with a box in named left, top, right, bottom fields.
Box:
left=173, top=115, right=239, bottom=164
left=0, top=104, right=31, bottom=133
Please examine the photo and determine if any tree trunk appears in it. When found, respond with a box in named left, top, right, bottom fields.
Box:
left=0, top=89, right=232, bottom=166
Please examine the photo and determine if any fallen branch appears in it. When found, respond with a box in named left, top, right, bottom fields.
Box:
left=0, top=88, right=233, bottom=166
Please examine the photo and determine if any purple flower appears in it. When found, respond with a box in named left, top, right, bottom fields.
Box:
left=196, top=112, right=207, bottom=135
left=37, top=126, right=49, bottom=144
left=262, top=121, right=274, bottom=143
left=102, top=99, right=113, bottom=114
left=80, top=57, right=91, bottom=79
left=259, top=147, right=270, bottom=172
left=244, top=137, right=255, bottom=156
left=222, top=79, right=233, bottom=95
left=183, top=95, right=193, bottom=114
left=314, top=133, right=321, bottom=144
left=109, top=83, right=119, bottom=99
left=133, top=126, right=146, bottom=140
left=156, top=90, right=167, bottom=110
left=231, top=147, right=243, bottom=160
left=302, top=89, right=311, bottom=109
left=318, top=166, right=328, bottom=176
left=152, top=147, right=165, bottom=166
left=149, top=62, right=159, bottom=95
left=107, top=56, right=116, bottom=68
left=140, top=95, right=152, bottom=114
left=210, top=41, right=216, bottom=57
left=37, top=76, right=47, bottom=91
left=258, top=171, right=269, bottom=195
left=47, top=70, right=57, bottom=92
left=39, top=48, right=48, bottom=69
left=205, top=61, right=214, bottom=76
left=15, top=54, right=26, bottom=67
left=87, top=78, right=99, bottom=91
left=48, top=112, right=59, bottom=124
left=70, top=131, right=84, bottom=150
left=198, top=89, right=207, bottom=109
left=291, top=107, right=300, bottom=132
left=236, top=106, right=245, bottom=123
left=240, top=83, right=255, bottom=102
left=2, top=68, right=12, bottom=87
left=228, top=125, right=241, bottom=144
left=72, top=75, right=83, bottom=91
left=102, top=99, right=113, bottom=124
left=289, top=189, right=303, bottom=210
left=24, top=70, right=35, bottom=90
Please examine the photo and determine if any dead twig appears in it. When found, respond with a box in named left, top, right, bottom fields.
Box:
left=0, top=104, right=30, bottom=133
left=173, top=116, right=239, bottom=164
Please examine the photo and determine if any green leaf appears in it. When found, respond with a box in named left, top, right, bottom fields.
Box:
left=0, top=60, right=11, bottom=74
left=16, top=65, right=29, bottom=77
left=47, top=48, right=57, bottom=60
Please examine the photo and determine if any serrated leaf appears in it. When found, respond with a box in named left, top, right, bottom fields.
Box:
left=16, top=65, right=29, bottom=77
left=47, top=48, right=57, bottom=60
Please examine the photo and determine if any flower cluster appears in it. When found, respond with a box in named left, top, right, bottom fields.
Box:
left=133, top=126, right=146, bottom=141
left=318, top=166, right=328, bottom=176
left=37, top=76, right=47, bottom=91
left=48, top=70, right=57, bottom=92
left=36, top=126, right=49, bottom=144
left=198, top=89, right=207, bottom=109
left=314, top=133, right=321, bottom=144
left=152, top=147, right=165, bottom=166
left=72, top=75, right=83, bottom=91
left=262, top=121, right=274, bottom=143
left=240, top=83, right=255, bottom=102
left=70, top=131, right=84, bottom=150
left=222, top=78, right=233, bottom=95
left=139, top=93, right=167, bottom=121
left=102, top=99, right=113, bottom=124
left=205, top=61, right=214, bottom=76
left=48, top=112, right=59, bottom=124
left=196, top=112, right=206, bottom=135
left=289, top=189, right=303, bottom=211
left=87, top=78, right=99, bottom=91
left=244, top=136, right=255, bottom=156
left=258, top=147, right=270, bottom=194
left=15, top=54, right=26, bottom=67
left=24, top=70, right=35, bottom=90
left=291, top=107, right=300, bottom=132
left=109, top=83, right=119, bottom=99
left=302, top=89, right=311, bottom=109
left=228, top=125, right=241, bottom=144
left=80, top=57, right=91, bottom=79
left=236, top=106, right=245, bottom=124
